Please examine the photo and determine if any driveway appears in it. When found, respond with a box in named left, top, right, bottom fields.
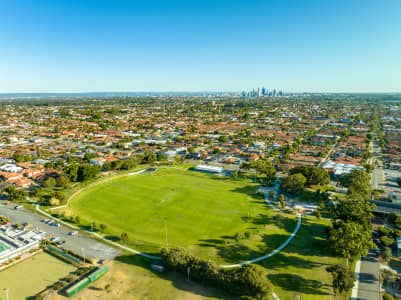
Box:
left=0, top=201, right=120, bottom=261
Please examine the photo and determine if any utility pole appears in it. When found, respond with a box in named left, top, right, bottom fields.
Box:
left=82, top=248, right=86, bottom=265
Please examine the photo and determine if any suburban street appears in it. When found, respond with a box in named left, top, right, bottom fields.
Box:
left=372, top=141, right=385, bottom=190
left=354, top=138, right=381, bottom=299
left=357, top=252, right=381, bottom=300
left=0, top=201, right=120, bottom=261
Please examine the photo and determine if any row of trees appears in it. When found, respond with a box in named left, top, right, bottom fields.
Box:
left=63, top=164, right=101, bottom=182
left=327, top=169, right=374, bottom=296
left=160, top=247, right=273, bottom=299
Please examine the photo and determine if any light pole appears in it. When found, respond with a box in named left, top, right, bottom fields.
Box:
left=164, top=218, right=168, bottom=248
left=4, top=288, right=9, bottom=300
left=82, top=248, right=86, bottom=265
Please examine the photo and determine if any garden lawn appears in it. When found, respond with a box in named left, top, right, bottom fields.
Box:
left=260, top=216, right=344, bottom=300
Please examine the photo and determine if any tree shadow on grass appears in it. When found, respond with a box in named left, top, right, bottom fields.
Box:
left=115, top=254, right=242, bottom=299
left=268, top=273, right=330, bottom=296
left=260, top=252, right=324, bottom=271
left=249, top=214, right=296, bottom=233
left=230, top=186, right=263, bottom=200
left=104, top=235, right=120, bottom=242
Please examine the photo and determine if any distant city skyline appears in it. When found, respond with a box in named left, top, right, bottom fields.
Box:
left=1, top=0, right=401, bottom=93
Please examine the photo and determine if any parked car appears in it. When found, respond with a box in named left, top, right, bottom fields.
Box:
left=14, top=205, right=23, bottom=210
left=50, top=237, right=60, bottom=242
left=69, top=231, right=78, bottom=236
left=50, top=222, right=60, bottom=227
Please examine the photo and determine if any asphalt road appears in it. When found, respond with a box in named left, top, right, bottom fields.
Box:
left=357, top=252, right=380, bottom=300
left=0, top=201, right=120, bottom=261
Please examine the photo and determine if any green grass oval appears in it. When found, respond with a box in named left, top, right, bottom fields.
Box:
left=72, top=167, right=296, bottom=263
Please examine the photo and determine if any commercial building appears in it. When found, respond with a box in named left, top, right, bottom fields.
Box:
left=0, top=225, right=44, bottom=264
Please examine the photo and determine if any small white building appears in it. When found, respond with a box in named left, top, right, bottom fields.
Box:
left=194, top=165, right=225, bottom=174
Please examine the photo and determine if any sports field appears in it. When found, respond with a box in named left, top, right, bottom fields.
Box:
left=71, top=167, right=297, bottom=262
left=0, top=252, right=75, bottom=299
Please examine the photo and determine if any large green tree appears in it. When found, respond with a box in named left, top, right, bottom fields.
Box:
left=279, top=173, right=307, bottom=195
left=328, top=220, right=374, bottom=264
left=326, top=264, right=356, bottom=296
left=333, top=195, right=374, bottom=226
left=289, top=166, right=330, bottom=186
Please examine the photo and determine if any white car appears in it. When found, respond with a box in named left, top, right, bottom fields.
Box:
left=50, top=237, right=60, bottom=242
left=69, top=231, right=78, bottom=236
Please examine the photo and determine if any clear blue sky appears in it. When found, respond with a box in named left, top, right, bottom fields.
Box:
left=0, top=0, right=400, bottom=93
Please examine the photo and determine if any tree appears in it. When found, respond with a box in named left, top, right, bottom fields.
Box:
left=380, top=236, right=394, bottom=247
left=328, top=220, right=374, bottom=265
left=333, top=195, right=374, bottom=226
left=44, top=177, right=56, bottom=188
left=280, top=173, right=307, bottom=195
left=340, top=170, right=371, bottom=197
left=378, top=226, right=393, bottom=236
left=289, top=166, right=330, bottom=186
left=4, top=186, right=28, bottom=201
left=326, top=264, right=355, bottom=296
left=62, top=210, right=72, bottom=218
left=120, top=158, right=138, bottom=170
left=54, top=191, right=66, bottom=202
left=269, top=191, right=274, bottom=202
left=102, top=161, right=112, bottom=171
left=382, top=246, right=392, bottom=261
left=56, top=174, right=70, bottom=188
left=64, top=164, right=80, bottom=182
left=278, top=194, right=286, bottom=208
left=77, top=164, right=101, bottom=181
left=49, top=197, right=60, bottom=206
left=252, top=160, right=276, bottom=184
left=75, top=216, right=80, bottom=224
left=383, top=293, right=394, bottom=300
left=143, top=151, right=156, bottom=163
left=363, top=163, right=374, bottom=173
left=99, top=223, right=107, bottom=232
left=121, top=232, right=128, bottom=245
left=218, top=135, right=228, bottom=143
left=175, top=154, right=182, bottom=164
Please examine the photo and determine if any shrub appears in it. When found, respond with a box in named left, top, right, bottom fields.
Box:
left=380, top=236, right=395, bottom=247
left=234, top=232, right=245, bottom=241
left=383, top=293, right=394, bottom=300
left=379, top=227, right=393, bottom=237
left=382, top=247, right=392, bottom=262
